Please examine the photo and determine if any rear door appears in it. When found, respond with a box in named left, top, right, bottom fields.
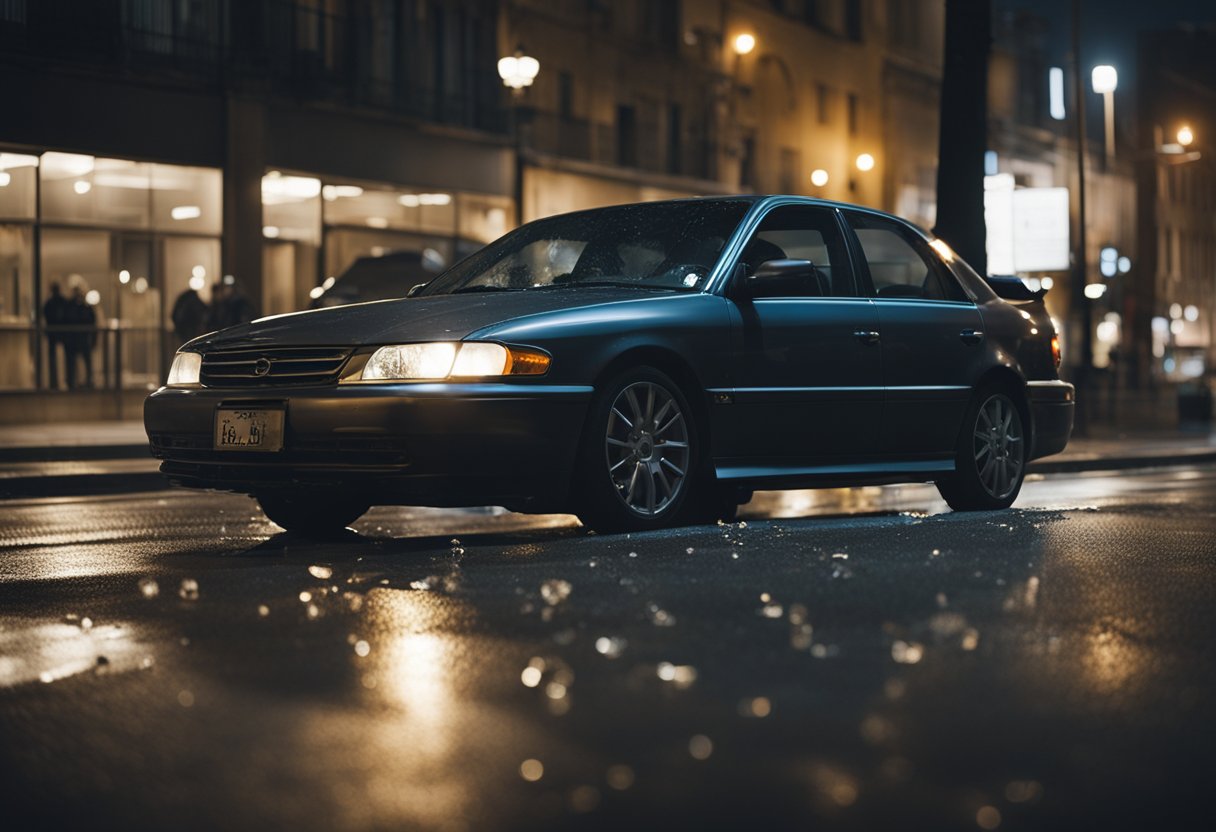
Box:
left=843, top=210, right=985, bottom=457
left=720, top=204, right=883, bottom=471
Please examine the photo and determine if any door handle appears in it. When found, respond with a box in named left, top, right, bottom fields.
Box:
left=960, top=329, right=984, bottom=345
left=854, top=330, right=881, bottom=345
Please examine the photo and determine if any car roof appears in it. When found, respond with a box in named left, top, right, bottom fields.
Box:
left=550, top=194, right=921, bottom=232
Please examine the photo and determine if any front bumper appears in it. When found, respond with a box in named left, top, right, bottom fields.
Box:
left=144, top=382, right=594, bottom=511
left=1026, top=380, right=1075, bottom=460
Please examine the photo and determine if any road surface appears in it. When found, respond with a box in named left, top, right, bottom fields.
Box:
left=1, top=468, right=1213, bottom=830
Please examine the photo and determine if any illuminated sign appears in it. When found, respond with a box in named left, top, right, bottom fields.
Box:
left=985, top=176, right=1070, bottom=274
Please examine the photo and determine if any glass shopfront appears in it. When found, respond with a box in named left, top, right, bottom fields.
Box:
left=261, top=170, right=512, bottom=315
left=0, top=148, right=221, bottom=391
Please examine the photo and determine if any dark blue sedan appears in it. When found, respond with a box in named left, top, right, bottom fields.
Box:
left=145, top=196, right=1074, bottom=534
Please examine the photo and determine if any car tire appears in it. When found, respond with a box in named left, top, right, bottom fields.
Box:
left=575, top=366, right=703, bottom=533
left=257, top=493, right=370, bottom=535
left=936, top=385, right=1028, bottom=511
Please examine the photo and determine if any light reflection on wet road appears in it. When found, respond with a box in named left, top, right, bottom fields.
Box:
left=1, top=468, right=1213, bottom=830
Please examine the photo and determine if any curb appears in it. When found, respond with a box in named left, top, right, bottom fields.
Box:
left=1027, top=449, right=1216, bottom=475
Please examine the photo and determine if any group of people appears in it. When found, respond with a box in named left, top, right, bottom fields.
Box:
left=171, top=280, right=257, bottom=345
left=42, top=283, right=97, bottom=390
left=41, top=277, right=258, bottom=390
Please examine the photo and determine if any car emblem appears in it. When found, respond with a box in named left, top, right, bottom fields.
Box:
left=253, top=357, right=272, bottom=376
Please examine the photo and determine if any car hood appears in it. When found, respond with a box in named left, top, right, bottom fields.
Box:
left=190, top=288, right=683, bottom=350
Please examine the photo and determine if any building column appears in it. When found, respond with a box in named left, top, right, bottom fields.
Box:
left=223, top=97, right=266, bottom=315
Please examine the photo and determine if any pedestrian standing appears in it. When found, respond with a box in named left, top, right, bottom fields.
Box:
left=64, top=287, right=97, bottom=389
left=42, top=283, right=68, bottom=389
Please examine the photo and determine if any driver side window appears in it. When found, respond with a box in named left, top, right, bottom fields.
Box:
left=739, top=205, right=854, bottom=298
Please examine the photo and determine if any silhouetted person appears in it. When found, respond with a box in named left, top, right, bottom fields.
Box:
left=42, top=283, right=68, bottom=389
left=64, top=287, right=97, bottom=389
left=206, top=280, right=257, bottom=331
left=171, top=286, right=208, bottom=345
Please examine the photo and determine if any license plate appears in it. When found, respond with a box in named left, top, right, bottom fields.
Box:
left=213, top=408, right=285, bottom=452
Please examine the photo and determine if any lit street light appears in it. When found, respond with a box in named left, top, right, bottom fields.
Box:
left=497, top=49, right=539, bottom=93
left=1177, top=125, right=1194, bottom=147
left=498, top=47, right=540, bottom=226
left=733, top=33, right=756, bottom=56
left=1091, top=64, right=1117, bottom=162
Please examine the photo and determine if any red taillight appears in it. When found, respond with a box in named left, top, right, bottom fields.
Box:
left=1051, top=335, right=1062, bottom=369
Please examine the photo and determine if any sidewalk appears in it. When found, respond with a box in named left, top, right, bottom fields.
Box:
left=1, top=419, right=1214, bottom=499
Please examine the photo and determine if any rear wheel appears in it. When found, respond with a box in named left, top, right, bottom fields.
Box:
left=575, top=367, right=702, bottom=533
left=936, top=387, right=1027, bottom=511
left=256, top=493, right=369, bottom=535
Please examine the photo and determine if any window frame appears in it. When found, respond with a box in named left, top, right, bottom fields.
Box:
left=725, top=202, right=859, bottom=300
left=842, top=209, right=973, bottom=305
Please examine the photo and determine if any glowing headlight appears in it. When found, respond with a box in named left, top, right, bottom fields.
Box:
left=451, top=342, right=509, bottom=376
left=362, top=343, right=457, bottom=380
left=356, top=342, right=550, bottom=381
left=166, top=351, right=202, bottom=386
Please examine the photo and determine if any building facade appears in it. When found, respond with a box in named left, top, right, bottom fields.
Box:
left=1134, top=26, right=1216, bottom=390
left=0, top=0, right=945, bottom=422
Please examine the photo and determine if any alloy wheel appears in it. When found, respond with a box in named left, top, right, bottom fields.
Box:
left=972, top=394, right=1024, bottom=500
left=604, top=381, right=691, bottom=517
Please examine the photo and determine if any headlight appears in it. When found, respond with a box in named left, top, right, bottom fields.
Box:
left=166, top=351, right=202, bottom=386
left=355, top=342, right=550, bottom=381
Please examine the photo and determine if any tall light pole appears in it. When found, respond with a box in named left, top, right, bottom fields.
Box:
left=1092, top=64, right=1118, bottom=163
left=1071, top=0, right=1092, bottom=432
left=497, top=48, right=540, bottom=227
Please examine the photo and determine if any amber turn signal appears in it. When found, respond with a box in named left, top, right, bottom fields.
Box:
left=507, top=347, right=551, bottom=375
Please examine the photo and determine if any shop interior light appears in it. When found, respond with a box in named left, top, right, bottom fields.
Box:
left=1177, top=126, right=1194, bottom=147
left=73, top=180, right=92, bottom=195
left=1083, top=283, right=1107, bottom=299
left=855, top=153, right=875, bottom=172
left=261, top=173, right=321, bottom=204
left=733, top=33, right=756, bottom=55
left=810, top=169, right=829, bottom=187
left=0, top=172, right=9, bottom=187
left=171, top=205, right=202, bottom=221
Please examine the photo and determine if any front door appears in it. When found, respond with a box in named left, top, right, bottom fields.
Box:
left=720, top=204, right=883, bottom=473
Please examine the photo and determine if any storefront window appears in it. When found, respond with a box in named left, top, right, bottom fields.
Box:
left=41, top=153, right=153, bottom=229
left=151, top=164, right=222, bottom=235
left=0, top=153, right=38, bottom=220
left=0, top=224, right=35, bottom=389
left=0, top=148, right=224, bottom=391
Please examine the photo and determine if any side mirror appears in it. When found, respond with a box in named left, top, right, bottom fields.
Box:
left=736, top=259, right=827, bottom=299
left=752, top=258, right=816, bottom=280
left=406, top=282, right=429, bottom=298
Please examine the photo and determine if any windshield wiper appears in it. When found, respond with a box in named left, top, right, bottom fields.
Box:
left=449, top=285, right=520, bottom=294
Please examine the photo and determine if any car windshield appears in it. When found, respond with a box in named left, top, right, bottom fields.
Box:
left=421, top=200, right=751, bottom=295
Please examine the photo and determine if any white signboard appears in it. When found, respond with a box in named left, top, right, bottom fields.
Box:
left=985, top=177, right=1071, bottom=273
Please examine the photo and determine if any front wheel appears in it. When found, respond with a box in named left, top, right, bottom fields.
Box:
left=936, top=388, right=1027, bottom=511
left=256, top=493, right=370, bottom=535
left=575, top=367, right=701, bottom=533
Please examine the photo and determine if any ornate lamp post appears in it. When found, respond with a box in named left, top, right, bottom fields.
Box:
left=497, top=48, right=539, bottom=227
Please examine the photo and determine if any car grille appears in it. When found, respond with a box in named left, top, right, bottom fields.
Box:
left=200, top=347, right=353, bottom=387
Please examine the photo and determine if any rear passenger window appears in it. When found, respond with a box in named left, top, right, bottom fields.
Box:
left=739, top=205, right=855, bottom=298
left=846, top=213, right=968, bottom=302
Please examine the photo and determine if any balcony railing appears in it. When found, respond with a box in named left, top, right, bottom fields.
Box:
left=2, top=0, right=507, bottom=135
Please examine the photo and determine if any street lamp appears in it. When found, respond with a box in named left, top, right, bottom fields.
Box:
left=733, top=33, right=756, bottom=56
left=1091, top=65, right=1117, bottom=162
left=497, top=49, right=539, bottom=93
left=1177, top=125, right=1194, bottom=147
left=498, top=47, right=540, bottom=226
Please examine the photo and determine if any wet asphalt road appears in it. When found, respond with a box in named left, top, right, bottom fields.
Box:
left=1, top=468, right=1214, bottom=831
